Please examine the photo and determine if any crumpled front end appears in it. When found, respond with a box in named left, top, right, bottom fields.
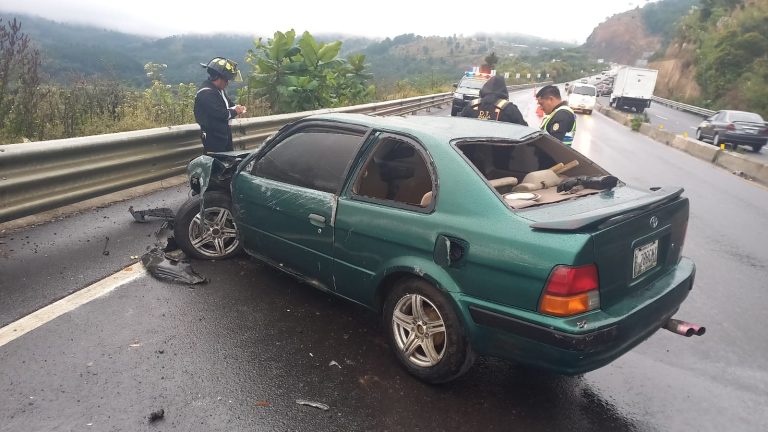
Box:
left=187, top=151, right=252, bottom=195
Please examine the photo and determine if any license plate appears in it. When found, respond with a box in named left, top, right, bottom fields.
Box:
left=633, top=240, right=659, bottom=278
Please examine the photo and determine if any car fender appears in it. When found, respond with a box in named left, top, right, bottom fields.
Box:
left=373, top=255, right=463, bottom=297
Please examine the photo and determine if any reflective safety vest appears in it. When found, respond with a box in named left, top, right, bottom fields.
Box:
left=540, top=104, right=577, bottom=146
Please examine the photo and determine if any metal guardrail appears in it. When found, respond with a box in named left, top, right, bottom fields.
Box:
left=0, top=83, right=545, bottom=223
left=651, top=96, right=715, bottom=117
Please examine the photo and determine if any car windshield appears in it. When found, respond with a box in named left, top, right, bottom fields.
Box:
left=458, top=79, right=487, bottom=90
left=573, top=86, right=596, bottom=96
left=728, top=112, right=763, bottom=123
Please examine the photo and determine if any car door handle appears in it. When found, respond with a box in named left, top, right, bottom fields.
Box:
left=308, top=213, right=326, bottom=227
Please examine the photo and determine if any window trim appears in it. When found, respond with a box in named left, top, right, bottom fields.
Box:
left=241, top=120, right=371, bottom=195
left=344, top=131, right=439, bottom=214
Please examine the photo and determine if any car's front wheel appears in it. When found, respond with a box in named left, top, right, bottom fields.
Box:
left=383, top=278, right=475, bottom=384
left=174, top=191, right=242, bottom=260
left=713, top=133, right=720, bottom=147
left=695, top=128, right=703, bottom=141
left=752, top=144, right=764, bottom=153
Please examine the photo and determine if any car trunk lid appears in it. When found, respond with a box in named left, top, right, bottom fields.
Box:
left=520, top=186, right=689, bottom=308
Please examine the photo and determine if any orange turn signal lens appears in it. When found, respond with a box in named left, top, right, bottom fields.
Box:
left=540, top=291, right=600, bottom=317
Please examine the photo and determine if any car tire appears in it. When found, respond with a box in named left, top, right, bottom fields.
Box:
left=383, top=278, right=475, bottom=384
left=713, top=133, right=720, bottom=147
left=695, top=128, right=703, bottom=141
left=586, top=110, right=593, bottom=115
left=173, top=191, right=243, bottom=260
left=752, top=144, right=763, bottom=153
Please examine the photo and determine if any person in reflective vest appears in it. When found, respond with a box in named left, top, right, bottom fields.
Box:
left=460, top=76, right=527, bottom=126
left=194, top=57, right=247, bottom=153
left=536, top=85, right=576, bottom=145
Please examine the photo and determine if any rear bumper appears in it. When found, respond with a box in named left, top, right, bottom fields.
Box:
left=722, top=133, right=767, bottom=146
left=459, top=257, right=696, bottom=375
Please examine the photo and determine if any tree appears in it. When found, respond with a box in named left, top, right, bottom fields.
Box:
left=484, top=51, right=499, bottom=69
left=245, top=30, right=374, bottom=114
left=0, top=18, right=44, bottom=140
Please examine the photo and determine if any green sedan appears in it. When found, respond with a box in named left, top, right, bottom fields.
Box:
left=173, top=113, right=700, bottom=383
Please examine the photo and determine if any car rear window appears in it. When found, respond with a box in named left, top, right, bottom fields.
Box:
left=728, top=112, right=764, bottom=123
left=573, top=86, right=596, bottom=96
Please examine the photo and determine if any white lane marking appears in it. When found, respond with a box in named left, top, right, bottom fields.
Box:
left=654, top=114, right=669, bottom=120
left=0, top=263, right=146, bottom=347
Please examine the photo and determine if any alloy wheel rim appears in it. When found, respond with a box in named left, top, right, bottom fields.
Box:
left=392, top=294, right=447, bottom=367
left=188, top=207, right=239, bottom=258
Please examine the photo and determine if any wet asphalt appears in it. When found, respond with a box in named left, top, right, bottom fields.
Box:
left=1, top=97, right=768, bottom=431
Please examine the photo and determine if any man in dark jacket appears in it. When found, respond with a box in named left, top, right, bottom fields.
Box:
left=194, top=57, right=246, bottom=153
left=536, top=85, right=576, bottom=145
left=460, top=76, right=527, bottom=126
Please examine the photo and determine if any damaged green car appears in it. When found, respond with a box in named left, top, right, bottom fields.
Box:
left=175, top=113, right=701, bottom=383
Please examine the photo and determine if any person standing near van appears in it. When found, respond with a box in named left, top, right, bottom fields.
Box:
left=536, top=85, right=576, bottom=145
left=194, top=57, right=247, bottom=153
left=460, top=76, right=528, bottom=126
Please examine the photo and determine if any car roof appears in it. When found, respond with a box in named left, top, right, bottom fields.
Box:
left=304, top=113, right=541, bottom=143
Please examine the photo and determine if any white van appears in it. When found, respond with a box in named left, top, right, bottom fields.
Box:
left=568, top=84, right=597, bottom=115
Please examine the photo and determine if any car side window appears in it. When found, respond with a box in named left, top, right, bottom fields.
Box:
left=351, top=134, right=435, bottom=209
left=251, top=127, right=364, bottom=194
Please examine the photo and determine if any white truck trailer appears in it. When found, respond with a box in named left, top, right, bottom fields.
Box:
left=609, top=67, right=659, bottom=113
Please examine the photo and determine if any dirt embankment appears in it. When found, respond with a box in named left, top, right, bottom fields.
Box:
left=583, top=9, right=661, bottom=65
left=649, top=42, right=701, bottom=101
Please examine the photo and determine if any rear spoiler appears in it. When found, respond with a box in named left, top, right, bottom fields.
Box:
left=530, top=187, right=684, bottom=231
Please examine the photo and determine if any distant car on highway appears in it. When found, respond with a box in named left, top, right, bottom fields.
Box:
left=568, top=84, right=597, bottom=114
left=696, top=110, right=768, bottom=152
left=173, top=113, right=700, bottom=383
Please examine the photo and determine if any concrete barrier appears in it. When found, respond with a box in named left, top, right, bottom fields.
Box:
left=714, top=151, right=768, bottom=184
left=676, top=136, right=719, bottom=163
left=597, top=103, right=767, bottom=185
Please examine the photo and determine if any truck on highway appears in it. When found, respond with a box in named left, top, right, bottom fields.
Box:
left=609, top=67, right=658, bottom=113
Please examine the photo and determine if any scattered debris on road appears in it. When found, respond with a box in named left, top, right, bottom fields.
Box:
left=295, top=399, right=330, bottom=411
left=147, top=408, right=165, bottom=423
left=141, top=222, right=206, bottom=285
left=329, top=360, right=341, bottom=368
left=129, top=206, right=175, bottom=223
left=102, top=236, right=110, bottom=256
left=255, top=400, right=271, bottom=407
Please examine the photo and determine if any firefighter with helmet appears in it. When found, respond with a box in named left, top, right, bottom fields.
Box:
left=193, top=57, right=247, bottom=153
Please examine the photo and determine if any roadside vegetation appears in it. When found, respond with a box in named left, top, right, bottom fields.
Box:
left=676, top=0, right=768, bottom=116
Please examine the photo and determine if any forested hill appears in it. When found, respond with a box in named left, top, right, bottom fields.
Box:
left=0, top=12, right=572, bottom=87
left=583, top=0, right=696, bottom=65
left=650, top=0, right=768, bottom=116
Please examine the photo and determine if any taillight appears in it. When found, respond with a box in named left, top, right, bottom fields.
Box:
left=726, top=123, right=735, bottom=131
left=539, top=264, right=600, bottom=317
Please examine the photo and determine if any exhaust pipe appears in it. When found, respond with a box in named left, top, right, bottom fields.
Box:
left=664, top=318, right=706, bottom=337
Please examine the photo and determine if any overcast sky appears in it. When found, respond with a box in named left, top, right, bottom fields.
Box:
left=2, top=0, right=654, bottom=43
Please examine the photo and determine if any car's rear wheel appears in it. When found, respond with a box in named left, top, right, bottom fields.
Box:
left=713, top=133, right=720, bottom=147
left=752, top=144, right=764, bottom=153
left=383, top=278, right=475, bottom=384
left=174, top=191, right=242, bottom=260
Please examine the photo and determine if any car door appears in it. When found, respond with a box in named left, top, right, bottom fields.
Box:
left=332, top=132, right=438, bottom=306
left=700, top=113, right=717, bottom=138
left=232, top=123, right=368, bottom=290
